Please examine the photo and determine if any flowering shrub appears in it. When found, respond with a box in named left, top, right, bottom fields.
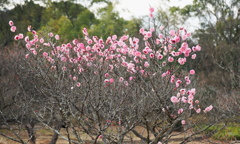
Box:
left=8, top=7, right=213, bottom=144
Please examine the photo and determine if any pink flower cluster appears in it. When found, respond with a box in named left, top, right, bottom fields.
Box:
left=9, top=20, right=25, bottom=40
left=9, top=14, right=213, bottom=126
left=149, top=7, right=154, bottom=18
left=204, top=105, right=213, bottom=113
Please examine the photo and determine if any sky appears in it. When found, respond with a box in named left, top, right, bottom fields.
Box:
left=88, top=0, right=198, bottom=31
left=11, top=0, right=194, bottom=20
left=114, top=0, right=193, bottom=20
left=10, top=0, right=199, bottom=31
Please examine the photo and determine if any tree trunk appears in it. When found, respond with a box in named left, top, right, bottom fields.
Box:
left=49, top=121, right=66, bottom=144
left=25, top=124, right=36, bottom=144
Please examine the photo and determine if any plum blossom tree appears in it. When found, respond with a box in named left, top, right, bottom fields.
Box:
left=4, top=6, right=214, bottom=144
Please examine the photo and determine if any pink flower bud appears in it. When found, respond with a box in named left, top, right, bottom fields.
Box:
left=190, top=69, right=195, bottom=75
left=9, top=20, right=14, bottom=26
left=10, top=26, right=16, bottom=32
left=149, top=7, right=154, bottom=13
left=181, top=120, right=186, bottom=125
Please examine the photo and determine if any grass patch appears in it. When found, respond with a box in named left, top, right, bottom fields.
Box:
left=205, top=123, right=240, bottom=140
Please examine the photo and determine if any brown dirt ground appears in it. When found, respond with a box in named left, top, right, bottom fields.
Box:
left=0, top=126, right=238, bottom=144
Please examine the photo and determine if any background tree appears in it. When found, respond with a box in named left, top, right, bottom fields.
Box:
left=169, top=0, right=240, bottom=124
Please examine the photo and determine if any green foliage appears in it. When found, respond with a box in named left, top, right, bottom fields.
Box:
left=155, top=8, right=185, bottom=30
left=1, top=0, right=141, bottom=47
left=40, top=0, right=93, bottom=40
left=124, top=18, right=142, bottom=37
left=205, top=124, right=240, bottom=140
left=0, top=0, right=44, bottom=48
left=89, top=2, right=127, bottom=39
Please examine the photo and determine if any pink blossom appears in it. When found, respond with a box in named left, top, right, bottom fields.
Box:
left=178, top=57, right=186, bottom=65
left=134, top=51, right=141, bottom=57
left=168, top=56, right=174, bottom=62
left=76, top=82, right=81, bottom=87
left=87, top=39, right=93, bottom=45
left=25, top=54, right=29, bottom=59
left=55, top=34, right=60, bottom=40
left=43, top=52, right=48, bottom=57
left=186, top=80, right=191, bottom=85
left=149, top=53, right=155, bottom=58
left=180, top=89, right=186, bottom=95
left=149, top=7, right=154, bottom=13
left=48, top=32, right=54, bottom=37
left=143, top=49, right=148, bottom=54
left=190, top=69, right=195, bottom=75
left=43, top=43, right=50, bottom=47
left=18, top=33, right=24, bottom=39
left=9, top=20, right=14, bottom=26
left=139, top=28, right=145, bottom=34
left=181, top=120, right=186, bottom=125
left=25, top=36, right=29, bottom=42
left=62, top=66, right=67, bottom=71
left=182, top=35, right=187, bottom=40
left=170, top=75, right=175, bottom=83
left=178, top=108, right=184, bottom=114
left=191, top=54, right=196, bottom=59
left=14, top=35, right=19, bottom=40
left=146, top=32, right=152, bottom=38
left=176, top=79, right=182, bottom=84
left=73, top=76, right=77, bottom=81
left=169, top=30, right=175, bottom=36
left=156, top=39, right=160, bottom=45
left=32, top=49, right=37, bottom=55
left=159, top=34, right=164, bottom=38
left=190, top=88, right=196, bottom=95
left=204, top=105, right=213, bottom=113
left=144, top=61, right=150, bottom=67
left=157, top=54, right=163, bottom=59
left=177, top=92, right=181, bottom=97
left=196, top=45, right=201, bottom=51
left=32, top=30, right=36, bottom=35
left=119, top=77, right=124, bottom=82
left=189, top=104, right=194, bottom=109
left=109, top=78, right=114, bottom=84
left=158, top=142, right=162, bottom=144
left=166, top=70, right=171, bottom=75
left=139, top=70, right=144, bottom=75
left=186, top=33, right=191, bottom=37
left=40, top=38, right=44, bottom=43
left=188, top=94, right=194, bottom=100
left=104, top=73, right=109, bottom=77
left=170, top=96, right=179, bottom=103
left=129, top=76, right=133, bottom=81
left=104, top=79, right=109, bottom=83
left=174, top=36, right=181, bottom=43
left=188, top=99, right=193, bottom=105
left=82, top=28, right=88, bottom=36
left=149, top=13, right=154, bottom=18
left=161, top=72, right=166, bottom=77
left=196, top=108, right=201, bottom=113
left=98, top=135, right=103, bottom=139
left=182, top=96, right=187, bottom=103
left=112, top=35, right=117, bottom=40
left=10, top=26, right=17, bottom=32
left=150, top=28, right=155, bottom=32
left=28, top=25, right=31, bottom=31
left=160, top=26, right=164, bottom=30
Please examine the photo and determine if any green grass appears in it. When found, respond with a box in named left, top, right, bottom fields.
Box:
left=205, top=124, right=240, bottom=140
